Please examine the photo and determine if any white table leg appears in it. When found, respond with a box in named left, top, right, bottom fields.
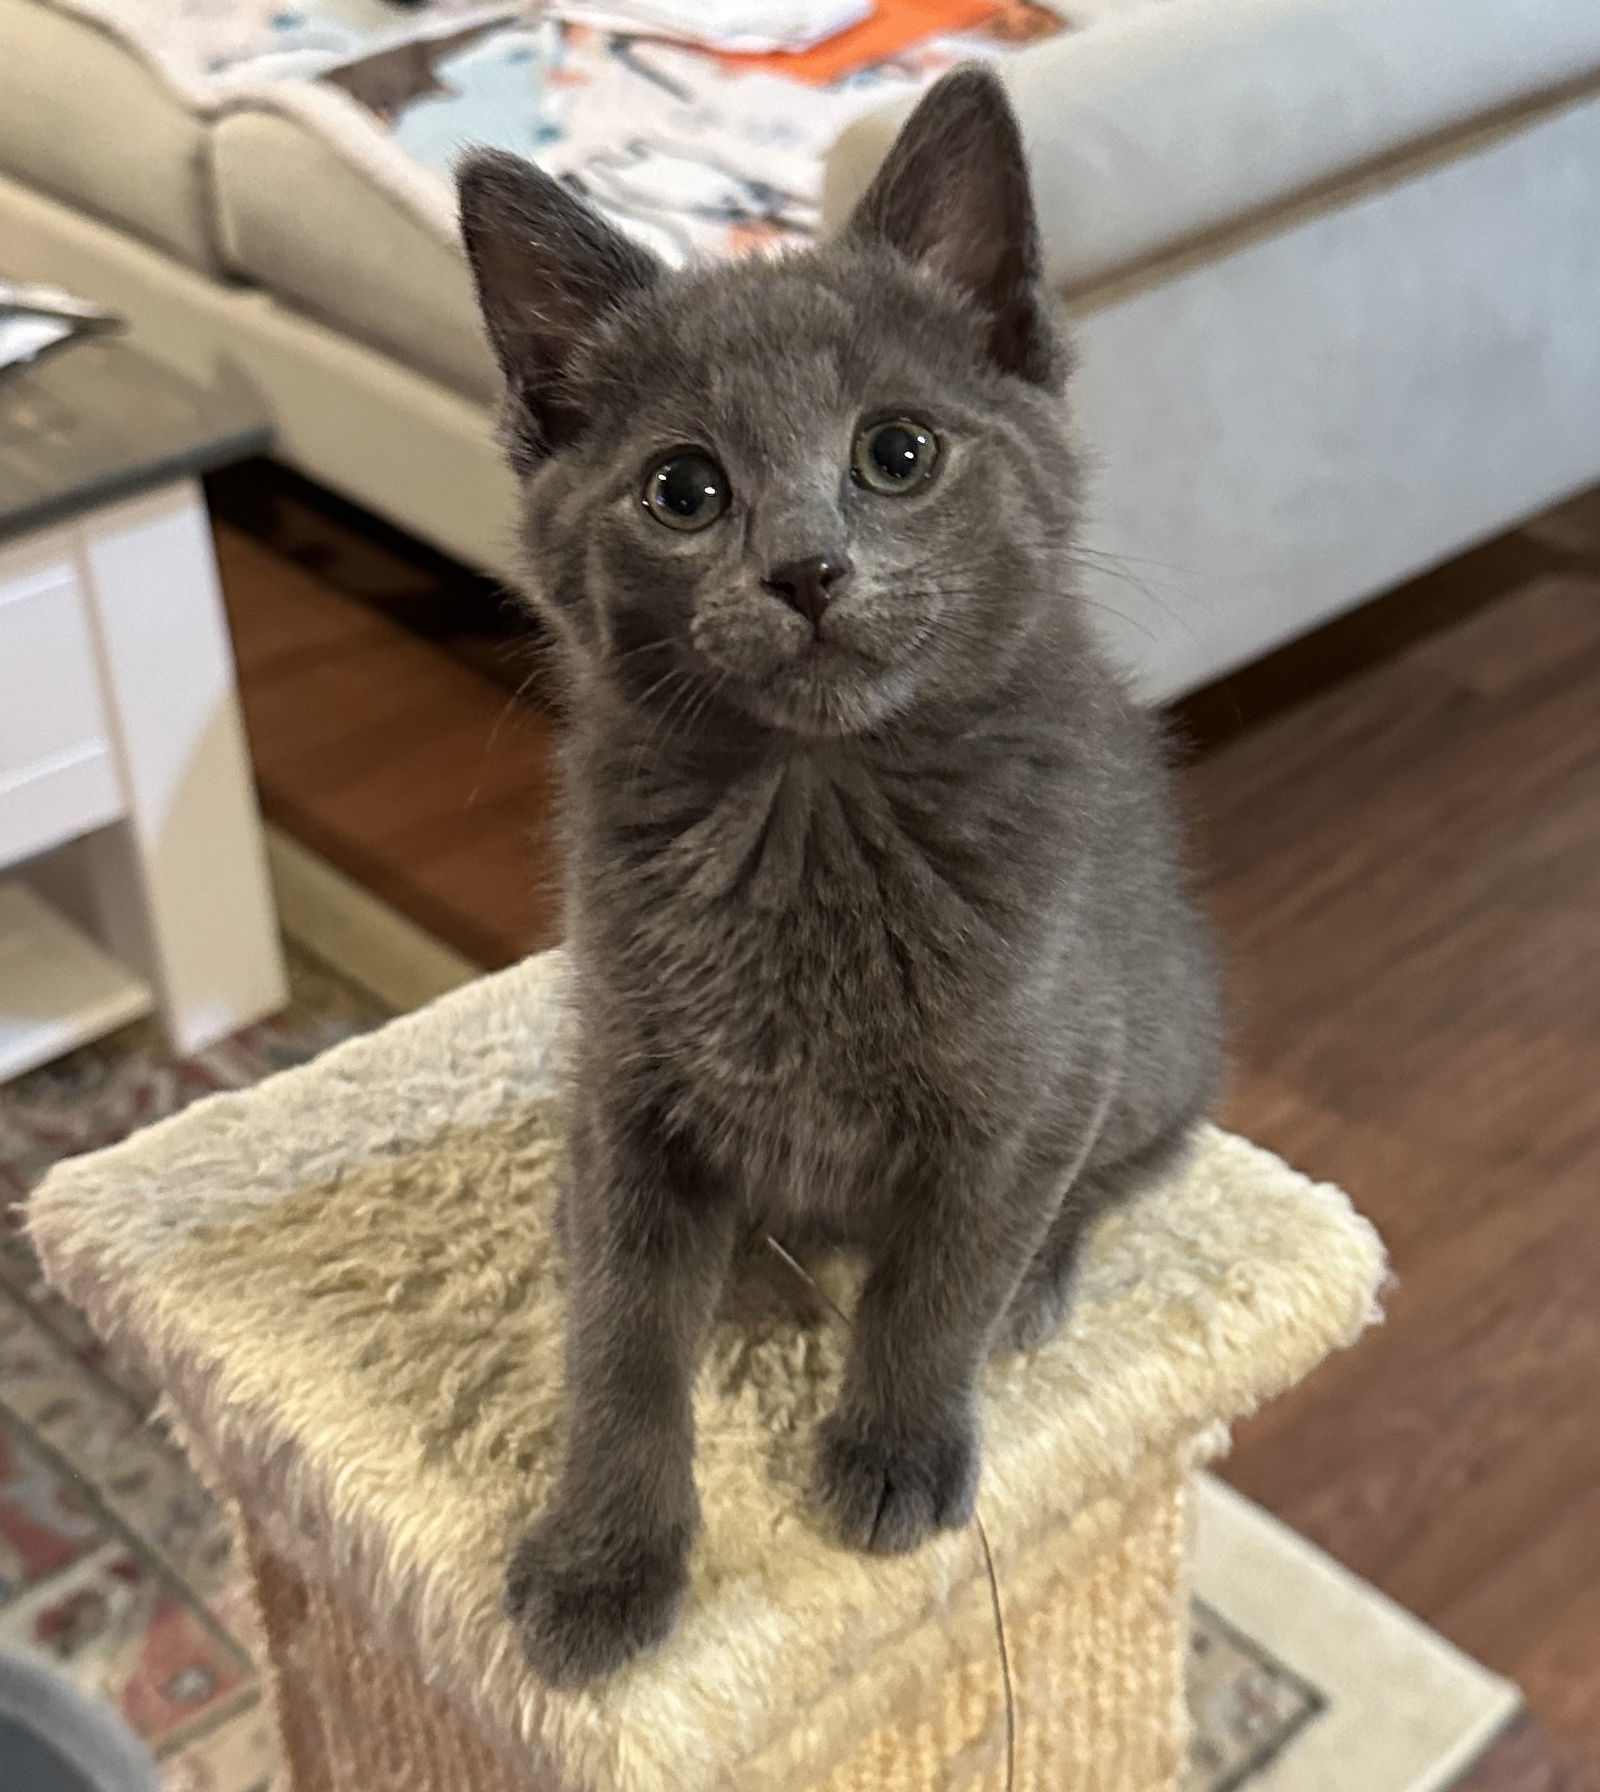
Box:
left=69, top=479, right=287, bottom=1054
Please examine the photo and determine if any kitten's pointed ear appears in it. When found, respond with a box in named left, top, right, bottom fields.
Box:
left=457, top=150, right=663, bottom=466
left=844, top=66, right=1060, bottom=387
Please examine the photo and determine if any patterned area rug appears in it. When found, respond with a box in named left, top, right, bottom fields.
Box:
left=0, top=935, right=1492, bottom=1791
left=0, top=952, right=383, bottom=1791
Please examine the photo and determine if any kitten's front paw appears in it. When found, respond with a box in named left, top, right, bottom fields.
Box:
left=814, top=1409, right=978, bottom=1555
left=995, top=1263, right=1075, bottom=1354
left=505, top=1514, right=688, bottom=1686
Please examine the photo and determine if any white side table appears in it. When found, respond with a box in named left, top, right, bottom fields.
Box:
left=0, top=337, right=288, bottom=1077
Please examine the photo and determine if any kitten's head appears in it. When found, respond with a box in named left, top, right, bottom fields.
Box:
left=459, top=67, right=1079, bottom=739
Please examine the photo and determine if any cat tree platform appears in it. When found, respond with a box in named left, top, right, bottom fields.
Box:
left=30, top=950, right=1385, bottom=1792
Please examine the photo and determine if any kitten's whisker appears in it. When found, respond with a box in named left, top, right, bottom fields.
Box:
left=618, top=666, right=704, bottom=789
left=470, top=649, right=557, bottom=808
left=974, top=1512, right=1016, bottom=1792
left=610, top=638, right=681, bottom=667
left=1067, top=546, right=1217, bottom=660
left=1073, top=541, right=1191, bottom=578
left=622, top=660, right=732, bottom=787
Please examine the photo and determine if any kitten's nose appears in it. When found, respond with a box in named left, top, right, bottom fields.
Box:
left=763, top=554, right=851, bottom=632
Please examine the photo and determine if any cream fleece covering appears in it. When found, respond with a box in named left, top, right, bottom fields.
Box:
left=29, top=949, right=1385, bottom=1792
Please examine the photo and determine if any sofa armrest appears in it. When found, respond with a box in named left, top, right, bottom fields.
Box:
left=822, top=0, right=1600, bottom=291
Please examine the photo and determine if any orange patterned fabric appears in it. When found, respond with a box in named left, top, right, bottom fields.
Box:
left=718, top=0, right=1062, bottom=86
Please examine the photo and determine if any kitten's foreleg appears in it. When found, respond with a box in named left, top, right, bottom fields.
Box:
left=506, top=1100, right=734, bottom=1685
left=1000, top=1100, right=1202, bottom=1353
left=813, top=1133, right=1070, bottom=1556
left=994, top=1189, right=1096, bottom=1354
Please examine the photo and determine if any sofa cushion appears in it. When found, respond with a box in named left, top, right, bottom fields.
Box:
left=0, top=0, right=518, bottom=279
left=211, top=82, right=498, bottom=404
left=0, top=0, right=217, bottom=270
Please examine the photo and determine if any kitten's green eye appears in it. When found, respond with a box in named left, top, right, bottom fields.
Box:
left=852, top=419, right=939, bottom=495
left=644, top=452, right=729, bottom=532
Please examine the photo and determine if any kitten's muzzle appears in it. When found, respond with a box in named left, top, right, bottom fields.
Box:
left=762, top=554, right=852, bottom=636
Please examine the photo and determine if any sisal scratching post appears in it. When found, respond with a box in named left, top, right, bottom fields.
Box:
left=30, top=950, right=1384, bottom=1792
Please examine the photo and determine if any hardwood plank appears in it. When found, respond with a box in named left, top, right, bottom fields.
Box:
left=208, top=457, right=550, bottom=698
left=1451, top=1717, right=1598, bottom=1792
left=1199, top=573, right=1600, bottom=1766
left=1169, top=528, right=1583, bottom=754
left=214, top=522, right=559, bottom=965
left=1442, top=1482, right=1600, bottom=1767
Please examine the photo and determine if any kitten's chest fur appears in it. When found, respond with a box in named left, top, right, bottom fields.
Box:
left=574, top=729, right=1075, bottom=1212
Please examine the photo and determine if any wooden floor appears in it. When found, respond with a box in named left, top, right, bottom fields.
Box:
left=214, top=522, right=563, bottom=969
left=1187, top=564, right=1600, bottom=1785
left=216, top=492, right=1600, bottom=1785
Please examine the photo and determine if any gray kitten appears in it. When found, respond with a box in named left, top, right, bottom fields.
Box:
left=458, top=66, right=1218, bottom=1688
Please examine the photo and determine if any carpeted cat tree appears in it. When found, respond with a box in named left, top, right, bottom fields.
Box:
left=30, top=950, right=1384, bottom=1792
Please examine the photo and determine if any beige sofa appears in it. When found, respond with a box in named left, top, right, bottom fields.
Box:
left=4, top=0, right=1600, bottom=696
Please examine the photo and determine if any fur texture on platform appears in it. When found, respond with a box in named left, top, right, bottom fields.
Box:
left=31, top=949, right=1384, bottom=1792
